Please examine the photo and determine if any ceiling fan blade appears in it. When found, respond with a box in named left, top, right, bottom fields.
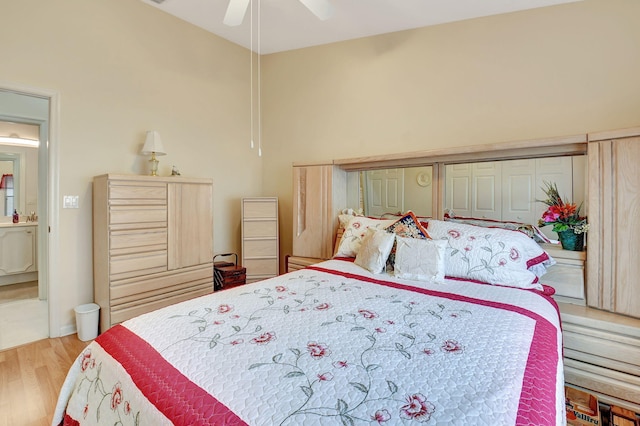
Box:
left=223, top=0, right=250, bottom=26
left=298, top=0, right=334, bottom=21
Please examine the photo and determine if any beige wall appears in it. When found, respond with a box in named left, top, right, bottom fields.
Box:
left=1, top=0, right=261, bottom=334
left=262, top=0, right=640, bottom=267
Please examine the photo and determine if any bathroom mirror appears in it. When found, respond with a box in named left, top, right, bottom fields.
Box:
left=0, top=121, right=39, bottom=221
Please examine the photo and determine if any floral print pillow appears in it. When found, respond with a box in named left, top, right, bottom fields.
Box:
left=334, top=216, right=396, bottom=258
left=426, top=219, right=550, bottom=290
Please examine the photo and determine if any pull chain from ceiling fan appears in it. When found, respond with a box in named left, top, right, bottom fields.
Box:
left=249, top=0, right=262, bottom=157
left=257, top=0, right=262, bottom=157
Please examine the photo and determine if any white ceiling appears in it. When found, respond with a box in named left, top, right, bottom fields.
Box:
left=139, top=0, right=582, bottom=54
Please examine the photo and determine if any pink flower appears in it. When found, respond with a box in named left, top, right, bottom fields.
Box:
left=450, top=313, right=459, bottom=318
left=317, top=372, right=334, bottom=381
left=400, top=393, right=435, bottom=422
left=230, top=314, right=240, bottom=319
left=217, top=304, right=233, bottom=314
left=124, top=401, right=131, bottom=415
left=498, top=258, right=507, bottom=266
left=315, top=303, right=331, bottom=311
left=509, top=248, right=520, bottom=261
left=307, top=342, right=331, bottom=359
left=359, top=309, right=378, bottom=319
left=230, top=339, right=244, bottom=345
left=375, top=327, right=386, bottom=333
left=110, top=382, right=123, bottom=411
left=441, top=339, right=464, bottom=354
left=385, top=320, right=395, bottom=325
left=464, top=245, right=472, bottom=252
left=251, top=331, right=276, bottom=345
left=468, top=236, right=476, bottom=241
left=275, top=286, right=287, bottom=292
left=333, top=360, right=349, bottom=368
left=372, top=409, right=391, bottom=424
left=352, top=221, right=362, bottom=229
left=422, top=348, right=435, bottom=356
left=448, top=230, right=461, bottom=239
left=213, top=320, right=225, bottom=325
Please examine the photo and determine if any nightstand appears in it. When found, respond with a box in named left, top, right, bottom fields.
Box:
left=540, top=243, right=586, bottom=305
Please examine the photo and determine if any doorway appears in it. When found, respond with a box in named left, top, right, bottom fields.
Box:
left=0, top=87, right=54, bottom=350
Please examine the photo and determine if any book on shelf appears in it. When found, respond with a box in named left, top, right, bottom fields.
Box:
left=566, top=385, right=600, bottom=426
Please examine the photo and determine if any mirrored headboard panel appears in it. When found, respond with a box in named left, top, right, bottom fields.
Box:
left=338, top=134, right=587, bottom=239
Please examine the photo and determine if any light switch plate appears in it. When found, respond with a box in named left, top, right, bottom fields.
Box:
left=63, top=195, right=79, bottom=208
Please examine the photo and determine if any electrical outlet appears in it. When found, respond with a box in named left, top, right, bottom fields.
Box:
left=63, top=195, right=79, bottom=209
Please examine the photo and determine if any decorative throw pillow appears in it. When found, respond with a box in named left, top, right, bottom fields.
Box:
left=354, top=228, right=396, bottom=274
left=426, top=219, right=551, bottom=290
left=384, top=211, right=432, bottom=268
left=394, top=235, right=447, bottom=284
left=334, top=216, right=396, bottom=258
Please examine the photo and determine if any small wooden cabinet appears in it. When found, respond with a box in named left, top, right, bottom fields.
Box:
left=241, top=197, right=279, bottom=283
left=93, top=174, right=213, bottom=332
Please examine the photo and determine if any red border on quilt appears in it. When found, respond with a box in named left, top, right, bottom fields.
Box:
left=308, top=265, right=559, bottom=426
left=96, top=325, right=248, bottom=426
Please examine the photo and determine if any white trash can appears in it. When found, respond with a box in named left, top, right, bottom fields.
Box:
left=75, top=303, right=100, bottom=341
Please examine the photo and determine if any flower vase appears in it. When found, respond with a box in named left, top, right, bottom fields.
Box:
left=557, top=229, right=584, bottom=251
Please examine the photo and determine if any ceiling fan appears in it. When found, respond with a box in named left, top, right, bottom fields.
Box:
left=223, top=0, right=334, bottom=26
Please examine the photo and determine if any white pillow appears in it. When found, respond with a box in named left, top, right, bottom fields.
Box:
left=394, top=235, right=447, bottom=284
left=354, top=229, right=396, bottom=274
left=427, top=219, right=545, bottom=290
left=334, top=216, right=396, bottom=258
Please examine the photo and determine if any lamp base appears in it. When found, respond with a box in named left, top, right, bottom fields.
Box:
left=149, top=153, right=159, bottom=176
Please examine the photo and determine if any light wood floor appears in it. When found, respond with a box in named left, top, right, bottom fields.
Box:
left=0, top=334, right=89, bottom=426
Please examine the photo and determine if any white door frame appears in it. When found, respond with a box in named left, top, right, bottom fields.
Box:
left=0, top=80, right=61, bottom=338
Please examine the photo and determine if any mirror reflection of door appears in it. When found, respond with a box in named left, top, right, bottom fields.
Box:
left=365, top=168, right=404, bottom=217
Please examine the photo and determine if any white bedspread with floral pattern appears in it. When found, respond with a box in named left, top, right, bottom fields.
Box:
left=53, top=259, right=565, bottom=425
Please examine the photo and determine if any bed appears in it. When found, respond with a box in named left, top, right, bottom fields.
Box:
left=53, top=216, right=565, bottom=425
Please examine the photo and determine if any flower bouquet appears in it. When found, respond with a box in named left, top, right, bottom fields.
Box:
left=538, top=181, right=588, bottom=251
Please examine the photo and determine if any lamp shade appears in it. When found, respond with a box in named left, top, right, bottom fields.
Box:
left=141, top=131, right=166, bottom=156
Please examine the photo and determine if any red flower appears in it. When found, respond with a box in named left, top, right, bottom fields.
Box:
left=441, top=339, right=464, bottom=354
left=80, top=349, right=95, bottom=372
left=217, top=304, right=233, bottom=314
left=275, top=286, right=287, bottom=292
left=230, top=339, right=244, bottom=345
left=333, top=360, right=349, bottom=368
left=315, top=303, right=331, bottom=311
left=509, top=248, right=520, bottom=261
left=307, top=342, right=331, bottom=359
left=83, top=404, right=89, bottom=418
left=448, top=230, right=461, bottom=239
left=372, top=409, right=391, bottom=424
left=317, top=372, right=334, bottom=381
left=124, top=401, right=131, bottom=415
left=110, top=382, right=123, bottom=411
left=251, top=331, right=276, bottom=345
left=422, top=348, right=435, bottom=356
left=400, top=393, right=435, bottom=422
left=352, top=221, right=362, bottom=229
left=359, top=309, right=378, bottom=319
left=375, top=327, right=386, bottom=333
